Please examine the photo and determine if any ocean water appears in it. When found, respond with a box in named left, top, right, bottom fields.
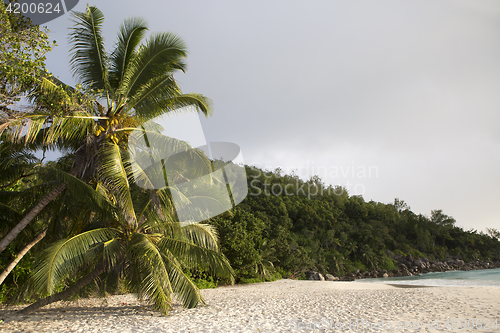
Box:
left=356, top=268, right=500, bottom=287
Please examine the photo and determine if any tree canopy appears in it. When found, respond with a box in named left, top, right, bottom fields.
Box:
left=0, top=6, right=231, bottom=314
left=0, top=1, right=55, bottom=131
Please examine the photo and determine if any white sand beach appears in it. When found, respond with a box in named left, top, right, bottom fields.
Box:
left=1, top=279, right=499, bottom=332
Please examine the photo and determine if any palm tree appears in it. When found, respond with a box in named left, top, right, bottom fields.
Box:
left=21, top=148, right=234, bottom=314
left=0, top=227, right=47, bottom=286
left=0, top=156, right=129, bottom=287
left=0, top=5, right=211, bottom=253
left=0, top=143, right=51, bottom=286
left=254, top=238, right=276, bottom=279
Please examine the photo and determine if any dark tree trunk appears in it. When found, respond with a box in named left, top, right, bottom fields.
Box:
left=0, top=228, right=47, bottom=285
left=0, top=140, right=97, bottom=254
left=20, top=263, right=105, bottom=315
left=0, top=182, right=67, bottom=254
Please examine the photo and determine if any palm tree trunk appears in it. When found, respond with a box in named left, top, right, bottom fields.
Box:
left=20, top=263, right=105, bottom=314
left=0, top=182, right=66, bottom=254
left=0, top=228, right=48, bottom=286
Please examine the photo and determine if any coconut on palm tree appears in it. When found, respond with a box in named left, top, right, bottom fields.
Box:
left=0, top=5, right=234, bottom=313
left=0, top=5, right=211, bottom=254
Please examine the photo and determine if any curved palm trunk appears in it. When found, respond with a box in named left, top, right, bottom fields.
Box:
left=0, top=228, right=47, bottom=286
left=0, top=182, right=66, bottom=254
left=20, top=263, right=105, bottom=314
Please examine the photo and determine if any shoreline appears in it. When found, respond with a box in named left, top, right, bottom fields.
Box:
left=333, top=258, right=500, bottom=282
left=352, top=267, right=500, bottom=288
left=1, top=279, right=499, bottom=332
left=386, top=284, right=435, bottom=288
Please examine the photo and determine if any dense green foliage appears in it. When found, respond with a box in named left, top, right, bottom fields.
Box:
left=0, top=6, right=229, bottom=314
left=0, top=2, right=56, bottom=301
left=208, top=166, right=500, bottom=279
left=0, top=0, right=55, bottom=130
left=1, top=3, right=499, bottom=313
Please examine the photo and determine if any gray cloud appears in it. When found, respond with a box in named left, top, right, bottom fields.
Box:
left=44, top=0, right=500, bottom=232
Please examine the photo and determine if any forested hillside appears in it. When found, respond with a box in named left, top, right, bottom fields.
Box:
left=208, top=165, right=500, bottom=281
left=2, top=1, right=499, bottom=313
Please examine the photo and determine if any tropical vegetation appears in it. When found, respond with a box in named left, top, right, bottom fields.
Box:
left=211, top=166, right=500, bottom=279
left=0, top=5, right=233, bottom=314
left=1, top=3, right=500, bottom=316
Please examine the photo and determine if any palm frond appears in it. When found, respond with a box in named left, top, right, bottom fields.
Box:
left=28, top=76, right=76, bottom=113
left=137, top=202, right=177, bottom=234
left=109, top=17, right=148, bottom=91
left=98, top=141, right=135, bottom=224
left=102, top=238, right=123, bottom=269
left=180, top=223, right=219, bottom=251
left=30, top=228, right=117, bottom=294
left=129, top=233, right=174, bottom=314
left=0, top=180, right=63, bottom=213
left=0, top=202, right=23, bottom=230
left=156, top=187, right=179, bottom=212
left=158, top=237, right=234, bottom=283
left=162, top=93, right=213, bottom=118
left=130, top=185, right=178, bottom=232
left=0, top=145, right=38, bottom=187
left=40, top=167, right=118, bottom=220
left=130, top=86, right=213, bottom=121
left=69, top=6, right=109, bottom=92
left=126, top=73, right=180, bottom=119
left=128, top=148, right=164, bottom=190
left=119, top=32, right=187, bottom=101
left=157, top=242, right=204, bottom=309
left=141, top=187, right=189, bottom=230
left=42, top=113, right=94, bottom=145
left=128, top=126, right=194, bottom=158
left=127, top=126, right=200, bottom=190
left=172, top=190, right=232, bottom=225
left=4, top=112, right=94, bottom=147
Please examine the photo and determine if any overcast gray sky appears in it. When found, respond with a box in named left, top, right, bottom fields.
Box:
left=44, top=0, right=500, bottom=232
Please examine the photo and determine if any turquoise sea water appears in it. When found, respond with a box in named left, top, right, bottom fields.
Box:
left=356, top=268, right=500, bottom=287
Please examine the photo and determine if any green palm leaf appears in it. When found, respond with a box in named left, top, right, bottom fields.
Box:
left=98, top=141, right=136, bottom=225
left=42, top=113, right=95, bottom=145
left=30, top=228, right=117, bottom=294
left=158, top=237, right=234, bottom=282
left=0, top=202, right=23, bottom=229
left=12, top=7, right=234, bottom=316
left=129, top=233, right=174, bottom=314
left=126, top=73, right=180, bottom=119
left=180, top=223, right=219, bottom=251
left=158, top=242, right=204, bottom=309
left=109, top=17, right=148, bottom=92
left=102, top=238, right=123, bottom=270
left=69, top=6, right=109, bottom=92
left=41, top=167, right=117, bottom=220
left=0, top=144, right=38, bottom=188
left=163, top=93, right=213, bottom=118
left=119, top=32, right=187, bottom=101
left=30, top=76, right=73, bottom=111
left=5, top=113, right=94, bottom=147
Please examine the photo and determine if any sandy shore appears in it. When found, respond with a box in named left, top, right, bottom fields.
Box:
left=1, top=279, right=499, bottom=332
